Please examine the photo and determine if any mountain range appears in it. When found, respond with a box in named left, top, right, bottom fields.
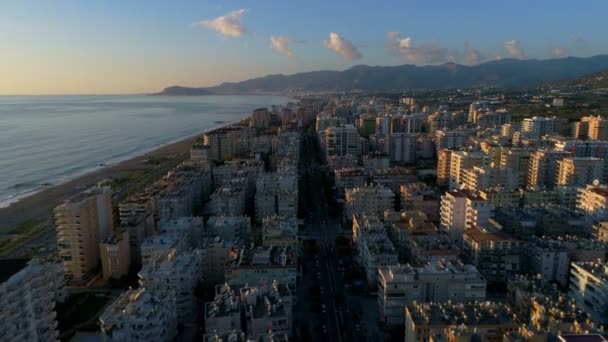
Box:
left=154, top=55, right=608, bottom=95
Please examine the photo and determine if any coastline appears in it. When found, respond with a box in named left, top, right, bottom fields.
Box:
left=0, top=118, right=244, bottom=233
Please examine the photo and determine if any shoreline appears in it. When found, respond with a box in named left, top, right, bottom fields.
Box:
left=0, top=118, right=245, bottom=233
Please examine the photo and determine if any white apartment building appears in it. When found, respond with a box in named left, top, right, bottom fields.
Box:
left=99, top=288, right=177, bottom=342
left=0, top=260, right=62, bottom=342
left=344, top=184, right=395, bottom=219
left=554, top=139, right=608, bottom=182
left=352, top=214, right=399, bottom=285
left=206, top=215, right=251, bottom=243
left=138, top=249, right=203, bottom=323
left=440, top=189, right=493, bottom=244
left=449, top=151, right=492, bottom=190
left=377, top=260, right=486, bottom=325
left=241, top=282, right=293, bottom=339
left=207, top=178, right=248, bottom=216
left=435, top=130, right=467, bottom=151
left=575, top=115, right=608, bottom=141
left=54, top=185, right=114, bottom=283
left=205, top=283, right=242, bottom=336
left=321, top=124, right=360, bottom=156
left=460, top=166, right=521, bottom=191
left=388, top=133, right=417, bottom=163
left=569, top=261, right=608, bottom=325
left=556, top=157, right=604, bottom=187
left=521, top=116, right=563, bottom=138
left=255, top=172, right=298, bottom=223
left=225, top=246, right=298, bottom=290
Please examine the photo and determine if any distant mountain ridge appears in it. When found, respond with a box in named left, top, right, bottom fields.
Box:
left=154, top=55, right=608, bottom=95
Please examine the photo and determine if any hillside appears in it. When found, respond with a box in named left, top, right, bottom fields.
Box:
left=154, top=55, right=608, bottom=95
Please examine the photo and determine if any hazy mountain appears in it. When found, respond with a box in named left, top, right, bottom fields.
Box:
left=546, top=69, right=608, bottom=90
left=153, top=55, right=608, bottom=95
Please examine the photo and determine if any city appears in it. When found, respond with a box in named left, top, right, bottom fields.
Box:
left=3, top=85, right=608, bottom=341
left=2, top=2, right=608, bottom=342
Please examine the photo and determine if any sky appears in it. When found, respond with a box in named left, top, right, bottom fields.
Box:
left=1, top=0, right=607, bottom=95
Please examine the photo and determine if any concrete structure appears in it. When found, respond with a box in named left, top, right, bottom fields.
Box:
left=435, top=130, right=467, bottom=151
left=203, top=126, right=253, bottom=161
left=0, top=259, right=62, bottom=342
left=334, top=167, right=367, bottom=195
left=449, top=151, right=492, bottom=189
left=388, top=133, right=417, bottom=163
left=440, top=189, right=492, bottom=245
left=321, top=124, right=360, bottom=156
left=255, top=173, right=298, bottom=223
left=556, top=157, right=603, bottom=187
left=138, top=249, right=203, bottom=323
left=225, top=246, right=298, bottom=290
left=377, top=260, right=486, bottom=325
left=100, top=228, right=131, bottom=280
left=463, top=226, right=521, bottom=283
left=262, top=215, right=298, bottom=248
left=569, top=261, right=608, bottom=325
left=240, top=281, right=293, bottom=339
left=99, top=288, right=177, bottom=342
left=206, top=215, right=252, bottom=243
left=344, top=185, right=395, bottom=219
left=400, top=182, right=440, bottom=223
left=205, top=283, right=242, bottom=336
left=207, top=178, right=248, bottom=216
left=594, top=221, right=608, bottom=241
left=575, top=115, right=608, bottom=141
left=527, top=150, right=572, bottom=190
left=250, top=108, right=271, bottom=129
left=577, top=184, right=608, bottom=220
left=404, top=301, right=519, bottom=342
left=406, top=234, right=461, bottom=265
left=54, top=186, right=114, bottom=283
left=436, top=149, right=452, bottom=186
left=352, top=214, right=398, bottom=285
left=521, top=116, right=564, bottom=138
left=202, top=236, right=234, bottom=286
left=461, top=166, right=520, bottom=191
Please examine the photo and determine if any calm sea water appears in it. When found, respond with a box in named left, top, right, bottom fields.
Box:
left=0, top=95, right=291, bottom=207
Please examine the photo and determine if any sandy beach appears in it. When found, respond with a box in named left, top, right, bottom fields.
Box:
left=0, top=134, right=199, bottom=234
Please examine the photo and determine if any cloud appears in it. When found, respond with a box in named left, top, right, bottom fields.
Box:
left=552, top=46, right=567, bottom=57
left=197, top=9, right=248, bottom=38
left=386, top=32, right=449, bottom=64
left=270, top=36, right=295, bottom=57
left=323, top=32, right=362, bottom=60
left=503, top=40, right=525, bottom=59
left=464, top=42, right=485, bottom=65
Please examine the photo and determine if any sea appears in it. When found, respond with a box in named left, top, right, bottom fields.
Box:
left=0, top=94, right=292, bottom=208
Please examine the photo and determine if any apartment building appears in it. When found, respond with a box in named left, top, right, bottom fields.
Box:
left=99, top=288, right=177, bottom=342
left=225, top=246, right=298, bottom=290
left=54, top=185, right=114, bottom=283
left=203, top=126, right=254, bottom=161
left=448, top=150, right=492, bottom=189
left=527, top=150, right=572, bottom=189
left=321, top=124, right=360, bottom=157
left=569, top=261, right=608, bottom=325
left=377, top=260, right=486, bottom=325
left=138, top=249, right=203, bottom=323
left=463, top=226, right=521, bottom=283
left=460, top=166, right=521, bottom=191
left=206, top=215, right=251, bottom=243
left=404, top=301, right=519, bottom=342
left=388, top=133, right=417, bottom=163
left=255, top=172, right=298, bottom=223
left=577, top=184, right=608, bottom=220
left=437, top=149, right=452, bottom=186
left=435, top=130, right=467, bottom=151
left=352, top=214, right=398, bottom=285
left=205, top=283, right=242, bottom=336
left=0, top=260, right=62, bottom=342
left=439, top=189, right=492, bottom=244
left=344, top=184, right=395, bottom=219
left=556, top=157, right=603, bottom=187
left=100, top=228, right=131, bottom=280
left=240, top=282, right=293, bottom=339
left=574, top=115, right=608, bottom=141
left=262, top=215, right=298, bottom=248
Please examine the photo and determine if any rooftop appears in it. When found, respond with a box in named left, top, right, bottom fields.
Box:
left=406, top=301, right=517, bottom=326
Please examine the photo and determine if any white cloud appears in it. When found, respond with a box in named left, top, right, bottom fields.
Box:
left=197, top=9, right=248, bottom=38
left=386, top=32, right=448, bottom=64
left=323, top=32, right=362, bottom=60
left=270, top=35, right=295, bottom=57
left=503, top=40, right=525, bottom=59
left=552, top=46, right=567, bottom=57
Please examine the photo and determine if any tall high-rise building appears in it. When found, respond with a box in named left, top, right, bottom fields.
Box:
left=556, top=157, right=604, bottom=187
left=521, top=116, right=564, bottom=138
left=440, top=189, right=492, bottom=244
left=449, top=151, right=492, bottom=190
left=54, top=186, right=114, bottom=283
left=527, top=150, right=572, bottom=190
left=437, top=149, right=452, bottom=186
left=575, top=116, right=608, bottom=141
left=388, top=133, right=417, bottom=163
left=321, top=124, right=360, bottom=157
